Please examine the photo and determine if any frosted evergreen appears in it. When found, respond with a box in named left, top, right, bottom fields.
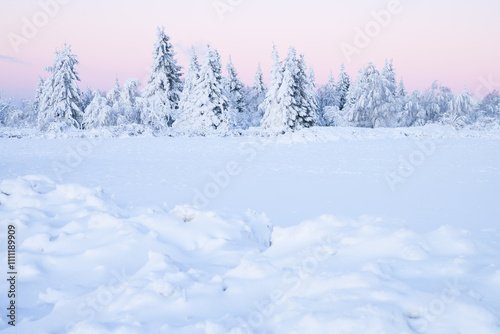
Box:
left=141, top=27, right=183, bottom=129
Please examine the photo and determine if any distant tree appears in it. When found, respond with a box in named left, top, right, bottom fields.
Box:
left=175, top=49, right=201, bottom=129
left=382, top=59, right=397, bottom=96
left=0, top=93, right=16, bottom=127
left=38, top=45, right=84, bottom=130
left=296, top=54, right=318, bottom=127
left=33, top=76, right=45, bottom=115
left=418, top=81, right=454, bottom=124
left=345, top=62, right=398, bottom=128
left=260, top=46, right=283, bottom=127
left=336, top=63, right=350, bottom=111
left=442, top=87, right=476, bottom=128
left=475, top=91, right=500, bottom=128
left=106, top=78, right=121, bottom=107
left=81, top=87, right=94, bottom=111
left=82, top=91, right=115, bottom=129
left=399, top=90, right=426, bottom=127
left=246, top=64, right=267, bottom=127
left=318, top=72, right=339, bottom=125
left=176, top=46, right=229, bottom=133
left=118, top=78, right=142, bottom=125
left=261, top=47, right=316, bottom=130
left=398, top=78, right=407, bottom=98
left=225, top=57, right=248, bottom=129
left=141, top=27, right=183, bottom=129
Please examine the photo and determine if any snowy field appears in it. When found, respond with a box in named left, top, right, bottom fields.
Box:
left=1, top=126, right=500, bottom=333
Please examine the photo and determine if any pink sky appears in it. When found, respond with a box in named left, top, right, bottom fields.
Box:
left=1, top=0, right=499, bottom=99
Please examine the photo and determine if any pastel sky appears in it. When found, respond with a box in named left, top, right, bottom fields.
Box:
left=0, top=0, right=499, bottom=99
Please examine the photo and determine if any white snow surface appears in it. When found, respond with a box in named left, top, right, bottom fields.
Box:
left=1, top=126, right=500, bottom=333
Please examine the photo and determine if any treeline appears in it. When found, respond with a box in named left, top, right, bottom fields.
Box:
left=1, top=27, right=499, bottom=133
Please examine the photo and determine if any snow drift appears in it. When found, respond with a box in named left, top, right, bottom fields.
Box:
left=1, top=176, right=499, bottom=333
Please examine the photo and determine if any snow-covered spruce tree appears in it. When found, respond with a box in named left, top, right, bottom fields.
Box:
left=442, top=87, right=477, bottom=128
left=175, top=46, right=229, bottom=133
left=296, top=55, right=318, bottom=126
left=225, top=57, right=248, bottom=129
left=345, top=62, right=398, bottom=128
left=38, top=45, right=84, bottom=130
left=308, top=67, right=317, bottom=90
left=106, top=78, right=121, bottom=107
left=82, top=91, right=115, bottom=129
left=261, top=47, right=316, bottom=131
left=260, top=46, right=283, bottom=128
left=336, top=63, right=351, bottom=111
left=116, top=78, right=142, bottom=125
left=382, top=59, right=397, bottom=96
left=246, top=64, right=267, bottom=127
left=318, top=72, right=340, bottom=126
left=33, top=76, right=46, bottom=115
left=175, top=49, right=201, bottom=129
left=81, top=87, right=94, bottom=111
left=398, top=78, right=407, bottom=98
left=141, top=27, right=183, bottom=129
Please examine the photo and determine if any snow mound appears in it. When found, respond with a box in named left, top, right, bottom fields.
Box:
left=0, top=176, right=499, bottom=333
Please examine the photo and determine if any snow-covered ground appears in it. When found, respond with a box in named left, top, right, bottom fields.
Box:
left=1, top=126, right=500, bottom=333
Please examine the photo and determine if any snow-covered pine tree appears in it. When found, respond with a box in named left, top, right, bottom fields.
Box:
left=225, top=57, right=248, bottom=129
left=38, top=45, right=84, bottom=130
left=336, top=63, right=351, bottom=111
left=382, top=59, right=397, bottom=96
left=261, top=47, right=316, bottom=131
left=141, top=27, right=183, bottom=129
left=118, top=78, right=142, bottom=125
left=296, top=54, right=318, bottom=127
left=106, top=78, right=121, bottom=107
left=81, top=87, right=94, bottom=111
left=246, top=64, right=267, bottom=127
left=175, top=49, right=201, bottom=129
left=82, top=91, right=115, bottom=129
left=261, top=47, right=297, bottom=130
left=398, top=78, right=407, bottom=98
left=345, top=62, right=398, bottom=128
left=308, top=67, right=317, bottom=89
left=33, top=76, right=46, bottom=115
left=260, top=46, right=283, bottom=127
left=176, top=46, right=229, bottom=133
left=318, top=71, right=340, bottom=125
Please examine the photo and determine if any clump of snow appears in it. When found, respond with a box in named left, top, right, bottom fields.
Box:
left=1, top=176, right=499, bottom=333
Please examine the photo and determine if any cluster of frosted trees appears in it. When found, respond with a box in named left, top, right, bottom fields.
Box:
left=1, top=28, right=499, bottom=133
